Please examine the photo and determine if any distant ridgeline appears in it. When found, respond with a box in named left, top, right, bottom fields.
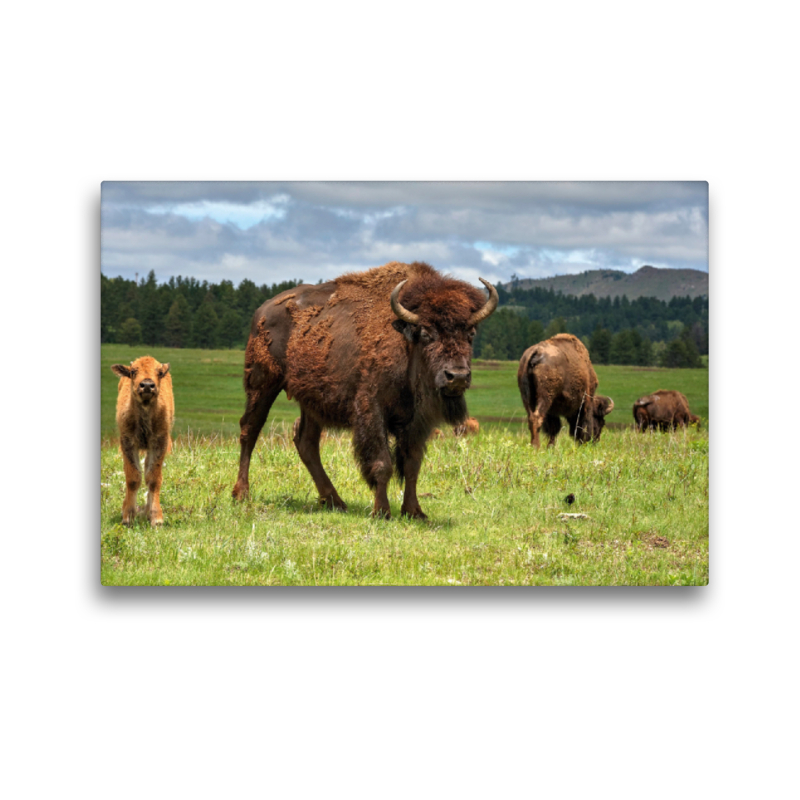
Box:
left=101, top=266, right=708, bottom=368
left=505, top=266, right=708, bottom=302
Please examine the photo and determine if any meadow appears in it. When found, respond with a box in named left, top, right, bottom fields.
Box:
left=100, top=344, right=708, bottom=586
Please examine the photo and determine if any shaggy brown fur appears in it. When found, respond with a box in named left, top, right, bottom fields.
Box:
left=111, top=356, right=174, bottom=525
left=453, top=417, right=480, bottom=436
left=232, top=261, right=497, bottom=519
left=517, top=334, right=614, bottom=447
left=633, top=390, right=700, bottom=431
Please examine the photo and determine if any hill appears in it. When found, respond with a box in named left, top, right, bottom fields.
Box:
left=505, top=266, right=708, bottom=302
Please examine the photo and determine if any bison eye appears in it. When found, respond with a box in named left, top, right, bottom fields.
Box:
left=419, top=328, right=436, bottom=344
left=466, top=329, right=476, bottom=343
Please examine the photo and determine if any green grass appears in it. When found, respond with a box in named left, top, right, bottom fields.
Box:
left=100, top=345, right=708, bottom=586
left=101, top=427, right=707, bottom=586
left=101, top=346, right=708, bottom=438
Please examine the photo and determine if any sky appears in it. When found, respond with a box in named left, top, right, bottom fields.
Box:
left=101, top=181, right=708, bottom=287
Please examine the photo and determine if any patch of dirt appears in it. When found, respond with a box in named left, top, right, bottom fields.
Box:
left=636, top=531, right=670, bottom=549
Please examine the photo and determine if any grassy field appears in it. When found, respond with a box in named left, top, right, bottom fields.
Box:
left=100, top=344, right=708, bottom=586
left=101, top=344, right=708, bottom=438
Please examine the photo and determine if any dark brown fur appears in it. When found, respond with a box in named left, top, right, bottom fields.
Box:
left=517, top=334, right=614, bottom=447
left=232, top=262, right=495, bottom=519
left=111, top=356, right=174, bottom=525
left=633, top=390, right=700, bottom=431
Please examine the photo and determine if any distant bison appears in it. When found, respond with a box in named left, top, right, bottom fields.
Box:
left=517, top=334, right=614, bottom=447
left=453, top=417, right=480, bottom=436
left=633, top=390, right=700, bottom=431
left=111, top=356, right=174, bottom=525
left=232, top=261, right=498, bottom=519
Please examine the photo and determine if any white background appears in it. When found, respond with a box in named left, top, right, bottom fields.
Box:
left=3, top=1, right=797, bottom=798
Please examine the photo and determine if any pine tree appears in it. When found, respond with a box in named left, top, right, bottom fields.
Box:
left=218, top=308, right=244, bottom=348
left=119, top=317, right=143, bottom=347
left=590, top=326, right=612, bottom=364
left=192, top=297, right=219, bottom=349
left=527, top=319, right=544, bottom=345
left=610, top=330, right=636, bottom=364
left=544, top=316, right=567, bottom=338
left=164, top=296, right=192, bottom=348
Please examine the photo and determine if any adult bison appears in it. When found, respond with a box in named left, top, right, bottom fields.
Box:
left=633, top=390, right=700, bottom=431
left=232, top=261, right=498, bottom=519
left=517, top=334, right=614, bottom=447
left=111, top=356, right=174, bottom=526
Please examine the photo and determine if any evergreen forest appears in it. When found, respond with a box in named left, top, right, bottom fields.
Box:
left=101, top=271, right=708, bottom=368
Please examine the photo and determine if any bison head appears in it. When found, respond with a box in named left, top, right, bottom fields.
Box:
left=112, top=356, right=170, bottom=406
left=576, top=394, right=614, bottom=443
left=390, top=275, right=498, bottom=424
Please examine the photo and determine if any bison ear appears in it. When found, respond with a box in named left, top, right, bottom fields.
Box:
left=391, top=319, right=417, bottom=342
left=158, top=363, right=170, bottom=378
left=111, top=364, right=131, bottom=378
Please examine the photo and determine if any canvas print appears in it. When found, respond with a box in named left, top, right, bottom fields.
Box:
left=101, top=182, right=709, bottom=586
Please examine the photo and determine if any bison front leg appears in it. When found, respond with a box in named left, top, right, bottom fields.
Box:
left=144, top=439, right=169, bottom=526
left=397, top=437, right=428, bottom=519
left=293, top=411, right=347, bottom=511
left=120, top=440, right=141, bottom=525
left=542, top=414, right=562, bottom=447
left=353, top=405, right=394, bottom=519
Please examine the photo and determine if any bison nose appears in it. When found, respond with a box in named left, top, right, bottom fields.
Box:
left=444, top=369, right=471, bottom=390
left=140, top=379, right=156, bottom=392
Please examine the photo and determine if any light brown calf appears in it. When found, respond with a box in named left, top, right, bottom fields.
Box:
left=111, top=356, right=174, bottom=526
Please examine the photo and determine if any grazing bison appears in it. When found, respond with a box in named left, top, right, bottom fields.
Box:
left=453, top=417, right=480, bottom=436
left=111, top=356, right=174, bottom=525
left=232, top=261, right=498, bottom=519
left=517, top=334, right=614, bottom=447
left=633, top=390, right=700, bottom=431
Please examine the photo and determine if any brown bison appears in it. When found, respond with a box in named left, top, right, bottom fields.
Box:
left=453, top=417, right=480, bottom=436
left=111, top=356, right=174, bottom=525
left=517, top=334, right=614, bottom=447
left=633, top=390, right=700, bottom=431
left=232, top=261, right=498, bottom=519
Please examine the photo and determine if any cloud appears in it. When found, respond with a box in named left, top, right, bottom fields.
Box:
left=101, top=181, right=708, bottom=286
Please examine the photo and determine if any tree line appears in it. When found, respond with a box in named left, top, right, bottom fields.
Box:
left=102, top=271, right=708, bottom=368
left=101, top=271, right=303, bottom=350
left=474, top=284, right=707, bottom=368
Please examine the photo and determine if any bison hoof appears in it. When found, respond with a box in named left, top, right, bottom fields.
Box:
left=320, top=495, right=348, bottom=511
left=372, top=507, right=392, bottom=520
left=232, top=483, right=249, bottom=501
left=401, top=506, right=428, bottom=520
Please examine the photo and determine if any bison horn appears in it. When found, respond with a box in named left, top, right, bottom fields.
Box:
left=468, top=278, right=499, bottom=326
left=390, top=280, right=421, bottom=326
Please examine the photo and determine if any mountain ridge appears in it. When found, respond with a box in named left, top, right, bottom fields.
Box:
left=503, top=266, right=708, bottom=302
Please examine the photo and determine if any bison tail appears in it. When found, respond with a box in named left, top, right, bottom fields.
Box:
left=519, top=350, right=540, bottom=411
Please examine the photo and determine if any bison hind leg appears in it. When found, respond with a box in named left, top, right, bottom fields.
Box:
left=232, top=377, right=284, bottom=501
left=542, top=414, right=562, bottom=446
left=293, top=411, right=347, bottom=511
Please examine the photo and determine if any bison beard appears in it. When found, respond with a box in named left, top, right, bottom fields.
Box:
left=232, top=261, right=497, bottom=519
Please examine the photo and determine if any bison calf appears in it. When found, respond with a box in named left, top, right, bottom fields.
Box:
left=633, top=390, right=700, bottom=432
left=111, top=356, right=174, bottom=526
left=518, top=334, right=614, bottom=447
